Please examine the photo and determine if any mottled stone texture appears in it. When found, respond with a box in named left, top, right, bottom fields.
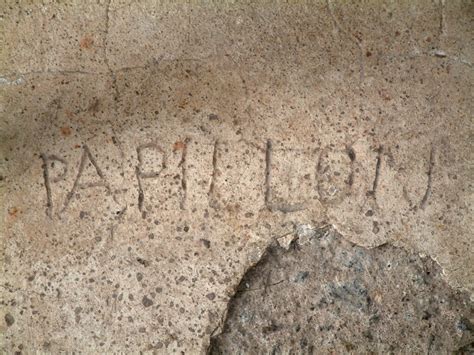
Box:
left=210, top=228, right=473, bottom=353
left=1, top=0, right=473, bottom=353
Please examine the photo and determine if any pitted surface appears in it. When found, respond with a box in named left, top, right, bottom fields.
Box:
left=210, top=228, right=474, bottom=353
left=1, top=1, right=473, bottom=353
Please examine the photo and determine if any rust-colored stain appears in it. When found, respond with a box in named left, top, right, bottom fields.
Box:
left=61, top=126, right=72, bottom=136
left=79, top=35, right=94, bottom=49
left=65, top=110, right=75, bottom=119
left=8, top=207, right=19, bottom=217
left=173, top=141, right=186, bottom=151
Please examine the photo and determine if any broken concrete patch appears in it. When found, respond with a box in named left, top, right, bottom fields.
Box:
left=210, top=229, right=474, bottom=353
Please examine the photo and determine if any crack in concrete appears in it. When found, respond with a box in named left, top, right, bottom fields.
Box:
left=439, top=0, right=447, bottom=37
left=103, top=0, right=120, bottom=104
left=1, top=50, right=471, bottom=85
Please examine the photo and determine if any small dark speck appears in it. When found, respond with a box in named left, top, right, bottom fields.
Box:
left=422, top=311, right=432, bottom=320
left=137, top=258, right=150, bottom=267
left=457, top=317, right=473, bottom=332
left=201, top=239, right=211, bottom=249
left=294, top=271, right=309, bottom=283
left=206, top=292, right=216, bottom=301
left=347, top=147, right=356, bottom=161
left=295, top=271, right=309, bottom=282
left=142, top=295, right=153, bottom=307
left=372, top=221, right=380, bottom=234
left=5, top=313, right=14, bottom=326
left=208, top=113, right=219, bottom=121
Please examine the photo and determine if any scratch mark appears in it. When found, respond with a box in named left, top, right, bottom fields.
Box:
left=179, top=138, right=190, bottom=210
left=264, top=139, right=273, bottom=209
left=439, top=0, right=446, bottom=37
left=40, top=154, right=68, bottom=217
left=136, top=165, right=145, bottom=213
left=135, top=143, right=166, bottom=213
left=208, top=140, right=219, bottom=209
left=104, top=0, right=120, bottom=102
left=370, top=146, right=382, bottom=197
left=102, top=0, right=127, bottom=184
left=420, top=146, right=435, bottom=210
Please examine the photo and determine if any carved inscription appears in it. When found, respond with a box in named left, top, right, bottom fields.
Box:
left=40, top=140, right=435, bottom=218
left=135, top=143, right=166, bottom=213
left=265, top=140, right=310, bottom=213
left=40, top=154, right=68, bottom=217
left=420, top=146, right=435, bottom=210
left=61, top=145, right=116, bottom=215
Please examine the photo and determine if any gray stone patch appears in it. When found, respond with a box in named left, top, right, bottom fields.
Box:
left=210, top=229, right=474, bottom=353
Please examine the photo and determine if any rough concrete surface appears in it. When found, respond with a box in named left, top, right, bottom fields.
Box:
left=210, top=227, right=474, bottom=353
left=0, top=0, right=473, bottom=353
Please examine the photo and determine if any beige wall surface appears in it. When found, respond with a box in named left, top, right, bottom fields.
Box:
left=1, top=1, right=473, bottom=353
